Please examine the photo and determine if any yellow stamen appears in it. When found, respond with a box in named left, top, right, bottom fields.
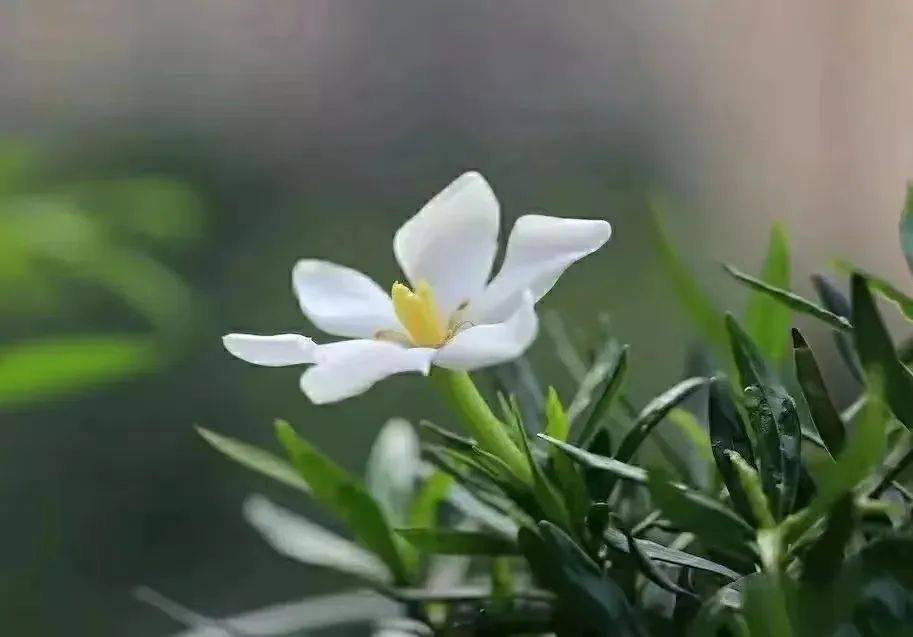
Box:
left=391, top=280, right=448, bottom=347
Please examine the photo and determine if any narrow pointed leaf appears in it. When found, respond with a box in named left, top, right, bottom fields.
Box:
left=708, top=378, right=757, bottom=526
left=515, top=420, right=571, bottom=529
left=603, top=527, right=741, bottom=580
left=791, top=329, right=845, bottom=456
left=726, top=314, right=802, bottom=519
left=545, top=389, right=591, bottom=524
left=838, top=261, right=913, bottom=323
left=724, top=264, right=851, bottom=332
left=811, top=274, right=863, bottom=383
left=274, top=420, right=409, bottom=583
left=569, top=342, right=628, bottom=445
left=622, top=526, right=696, bottom=597
left=800, top=494, right=855, bottom=585
left=614, top=376, right=710, bottom=463
left=196, top=426, right=310, bottom=495
left=744, top=222, right=792, bottom=361
left=538, top=434, right=647, bottom=484
left=852, top=273, right=913, bottom=430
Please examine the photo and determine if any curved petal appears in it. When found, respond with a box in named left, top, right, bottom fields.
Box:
left=469, top=215, right=611, bottom=323
left=433, top=291, right=538, bottom=371
left=393, top=172, right=500, bottom=316
left=293, top=260, right=400, bottom=338
left=223, top=333, right=317, bottom=367
left=300, top=340, right=435, bottom=404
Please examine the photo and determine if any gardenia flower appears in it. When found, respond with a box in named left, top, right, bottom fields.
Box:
left=223, top=172, right=611, bottom=404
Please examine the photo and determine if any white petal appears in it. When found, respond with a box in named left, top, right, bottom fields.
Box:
left=433, top=292, right=538, bottom=371
left=293, top=260, right=399, bottom=339
left=393, top=172, right=500, bottom=316
left=223, top=333, right=317, bottom=366
left=469, top=215, right=611, bottom=323
left=300, top=340, right=435, bottom=404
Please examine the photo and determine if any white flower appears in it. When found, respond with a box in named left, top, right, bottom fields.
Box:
left=223, top=172, right=611, bottom=404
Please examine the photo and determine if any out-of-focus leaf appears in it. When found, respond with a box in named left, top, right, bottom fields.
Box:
left=603, top=527, right=741, bottom=580
left=741, top=574, right=795, bottom=637
left=519, top=522, right=637, bottom=635
left=569, top=342, right=628, bottom=445
left=196, top=427, right=310, bottom=495
left=839, top=260, right=913, bottom=323
left=800, top=495, right=855, bottom=585
left=708, top=378, right=757, bottom=526
left=614, top=376, right=709, bottom=464
left=727, top=314, right=802, bottom=519
left=0, top=334, right=158, bottom=407
left=667, top=408, right=713, bottom=463
left=650, top=197, right=727, bottom=355
left=648, top=470, right=754, bottom=553
left=243, top=495, right=392, bottom=586
left=688, top=585, right=750, bottom=637
left=744, top=222, right=792, bottom=361
left=852, top=273, right=913, bottom=430
left=397, top=528, right=517, bottom=555
left=792, top=328, right=846, bottom=457
left=275, top=420, right=410, bottom=583
left=901, top=182, right=913, bottom=276
left=409, top=471, right=453, bottom=529
left=811, top=274, right=864, bottom=383
left=724, top=264, right=851, bottom=332
left=538, top=434, right=647, bottom=484
left=366, top=419, right=420, bottom=524
left=544, top=390, right=590, bottom=525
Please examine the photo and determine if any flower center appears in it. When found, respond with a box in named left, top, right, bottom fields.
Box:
left=391, top=280, right=448, bottom=347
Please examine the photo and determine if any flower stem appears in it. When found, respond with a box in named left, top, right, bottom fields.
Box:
left=432, top=369, right=532, bottom=485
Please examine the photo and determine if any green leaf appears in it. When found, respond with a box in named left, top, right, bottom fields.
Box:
left=544, top=390, right=591, bottom=526
left=724, top=264, right=852, bottom=332
left=0, top=334, right=159, bottom=407
left=811, top=274, right=863, bottom=383
left=519, top=521, right=637, bottom=635
left=744, top=222, right=792, bottom=361
left=408, top=471, right=453, bottom=529
left=792, top=328, right=846, bottom=457
left=651, top=197, right=727, bottom=355
left=243, top=495, right=392, bottom=586
left=648, top=469, right=754, bottom=553
left=838, top=260, right=913, bottom=323
left=800, top=494, right=855, bottom=585
left=274, top=420, right=410, bottom=583
left=621, top=525, right=696, bottom=597
left=727, top=451, right=775, bottom=529
left=196, top=426, right=310, bottom=495
left=514, top=419, right=571, bottom=529
left=569, top=342, right=628, bottom=446
left=418, top=419, right=475, bottom=451
left=397, top=528, right=517, bottom=555
left=603, top=527, right=741, bottom=580
left=614, top=376, right=710, bottom=464
left=708, top=378, right=757, bottom=526
left=667, top=408, right=714, bottom=463
left=538, top=434, right=648, bottom=484
left=901, top=182, right=913, bottom=277
left=852, top=273, right=913, bottom=430
left=726, top=314, right=802, bottom=519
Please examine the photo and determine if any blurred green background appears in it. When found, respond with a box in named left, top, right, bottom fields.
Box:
left=3, top=2, right=913, bottom=635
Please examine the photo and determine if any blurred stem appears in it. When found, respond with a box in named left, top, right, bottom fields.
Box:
left=432, top=369, right=532, bottom=485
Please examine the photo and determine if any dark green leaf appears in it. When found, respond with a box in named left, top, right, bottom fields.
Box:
left=545, top=390, right=591, bottom=525
left=408, top=471, right=453, bottom=528
left=397, top=528, right=517, bottom=555
left=519, top=522, right=637, bottom=635
left=852, top=273, right=913, bottom=430
left=744, top=222, right=792, bottom=361
left=621, top=525, right=697, bottom=597
left=648, top=469, right=754, bottom=553
left=708, top=378, right=757, bottom=526
left=196, top=426, right=310, bottom=495
left=811, top=274, right=863, bottom=383
left=614, top=376, right=710, bottom=464
left=726, top=314, right=802, bottom=519
left=514, top=418, right=571, bottom=529
left=419, top=419, right=474, bottom=451
left=792, top=329, right=846, bottom=457
left=274, top=420, right=410, bottom=583
left=839, top=260, right=913, bottom=323
left=603, top=527, right=741, bottom=580
left=800, top=495, right=855, bottom=585
left=724, top=264, right=852, bottom=332
left=538, top=434, right=647, bottom=484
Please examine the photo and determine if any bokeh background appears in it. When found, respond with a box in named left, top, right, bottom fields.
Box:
left=3, top=2, right=913, bottom=635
